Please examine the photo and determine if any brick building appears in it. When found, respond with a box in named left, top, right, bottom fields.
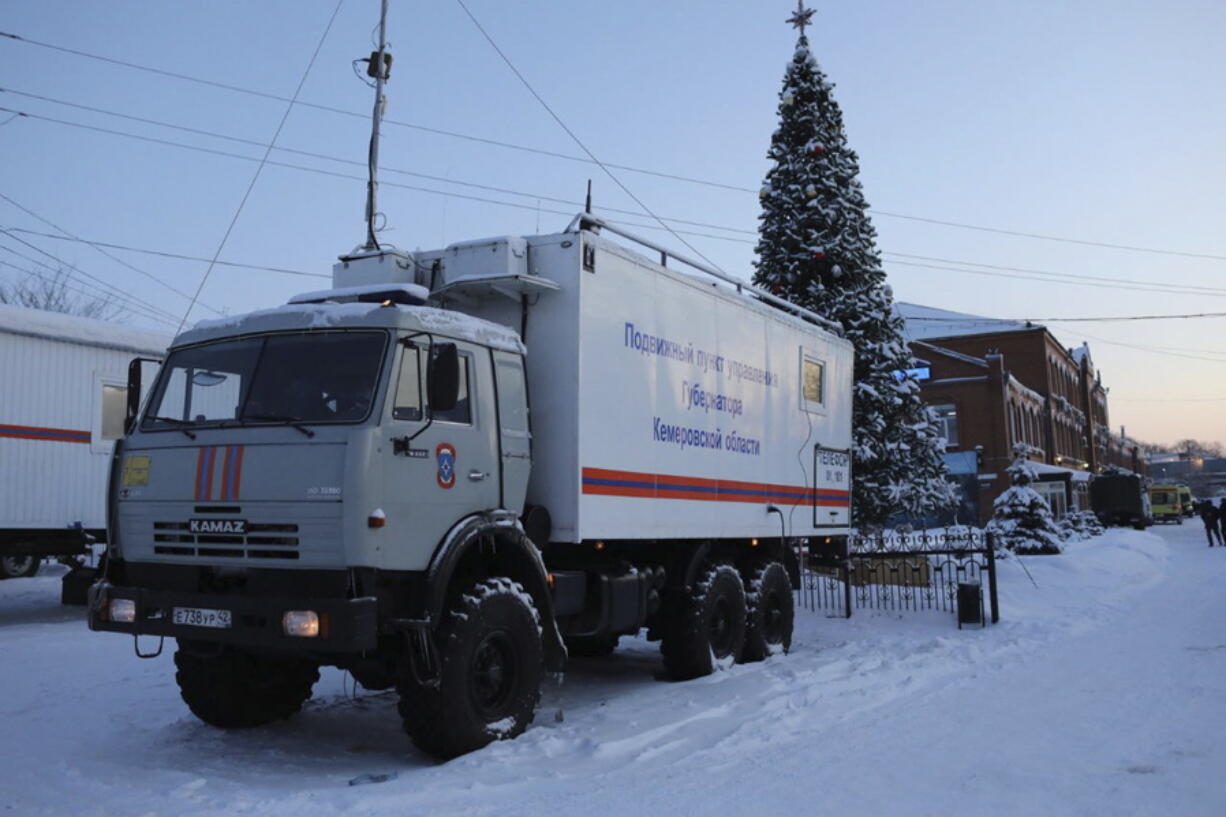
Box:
left=897, top=303, right=1148, bottom=524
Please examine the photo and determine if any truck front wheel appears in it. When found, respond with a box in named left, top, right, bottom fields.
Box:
left=397, top=577, right=544, bottom=759
left=740, top=561, right=794, bottom=662
left=0, top=555, right=40, bottom=579
left=661, top=563, right=747, bottom=681
left=173, top=643, right=319, bottom=729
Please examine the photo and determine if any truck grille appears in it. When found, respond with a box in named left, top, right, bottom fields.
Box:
left=152, top=521, right=301, bottom=560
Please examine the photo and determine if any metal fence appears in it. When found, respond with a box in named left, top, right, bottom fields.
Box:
left=798, top=530, right=999, bottom=624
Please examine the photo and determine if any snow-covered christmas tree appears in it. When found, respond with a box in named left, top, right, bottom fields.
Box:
left=753, top=2, right=955, bottom=525
left=986, top=444, right=1065, bottom=554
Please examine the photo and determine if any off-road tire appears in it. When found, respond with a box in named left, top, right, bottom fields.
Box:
left=173, top=643, right=319, bottom=728
left=398, top=577, right=544, bottom=760
left=564, top=633, right=620, bottom=658
left=0, top=555, right=40, bottom=579
left=661, top=563, right=746, bottom=681
left=740, top=561, right=794, bottom=662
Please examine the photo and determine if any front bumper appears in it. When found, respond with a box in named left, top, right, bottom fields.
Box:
left=88, top=580, right=378, bottom=653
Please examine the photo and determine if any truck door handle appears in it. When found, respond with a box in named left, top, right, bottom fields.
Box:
left=468, top=470, right=487, bottom=482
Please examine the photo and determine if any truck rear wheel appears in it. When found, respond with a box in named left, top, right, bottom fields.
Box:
left=173, top=643, right=319, bottom=729
left=0, top=555, right=40, bottom=579
left=740, top=561, right=794, bottom=662
left=661, top=563, right=746, bottom=681
left=397, top=577, right=543, bottom=760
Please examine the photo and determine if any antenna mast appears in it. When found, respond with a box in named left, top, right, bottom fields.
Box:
left=364, top=0, right=392, bottom=250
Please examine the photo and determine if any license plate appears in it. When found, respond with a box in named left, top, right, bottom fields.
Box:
left=173, top=606, right=232, bottom=629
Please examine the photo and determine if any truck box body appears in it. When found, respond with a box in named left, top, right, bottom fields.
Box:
left=414, top=231, right=855, bottom=543
left=1090, top=472, right=1151, bottom=527
left=0, top=304, right=168, bottom=547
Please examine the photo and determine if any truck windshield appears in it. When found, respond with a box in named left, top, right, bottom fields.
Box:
left=142, top=331, right=386, bottom=429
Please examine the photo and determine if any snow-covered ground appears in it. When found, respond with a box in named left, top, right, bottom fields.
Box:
left=3, top=523, right=1224, bottom=816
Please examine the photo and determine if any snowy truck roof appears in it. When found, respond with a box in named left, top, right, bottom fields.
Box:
left=0, top=303, right=170, bottom=355
left=178, top=300, right=525, bottom=354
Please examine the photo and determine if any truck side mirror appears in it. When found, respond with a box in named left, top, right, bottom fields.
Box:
left=126, top=357, right=144, bottom=435
left=428, top=343, right=460, bottom=412
left=125, top=356, right=162, bottom=435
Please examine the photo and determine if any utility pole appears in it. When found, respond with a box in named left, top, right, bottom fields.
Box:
left=364, top=0, right=392, bottom=250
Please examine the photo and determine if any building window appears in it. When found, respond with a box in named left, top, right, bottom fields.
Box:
left=931, top=403, right=959, bottom=447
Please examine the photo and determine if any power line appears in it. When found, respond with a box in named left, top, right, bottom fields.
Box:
left=9, top=29, right=1220, bottom=262
left=0, top=106, right=741, bottom=243
left=0, top=237, right=184, bottom=324
left=0, top=230, right=186, bottom=323
left=176, top=0, right=343, bottom=334
left=0, top=190, right=223, bottom=315
left=451, top=0, right=726, bottom=273
left=885, top=258, right=1226, bottom=299
left=882, top=251, right=1226, bottom=297
left=3, top=227, right=327, bottom=278
left=17, top=101, right=1226, bottom=304
left=0, top=258, right=178, bottom=327
left=0, top=88, right=761, bottom=238
left=907, top=311, right=1226, bottom=324
left=13, top=100, right=1226, bottom=309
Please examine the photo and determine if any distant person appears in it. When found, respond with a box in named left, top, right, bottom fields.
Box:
left=1200, top=500, right=1222, bottom=547
left=1217, top=498, right=1226, bottom=543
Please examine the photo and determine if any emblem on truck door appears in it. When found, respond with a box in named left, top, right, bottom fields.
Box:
left=436, top=443, right=456, bottom=489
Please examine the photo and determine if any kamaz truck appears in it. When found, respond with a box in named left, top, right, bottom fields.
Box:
left=89, top=216, right=853, bottom=758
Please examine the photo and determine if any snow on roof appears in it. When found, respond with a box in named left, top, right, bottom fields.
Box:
left=288, top=283, right=429, bottom=305
left=1070, top=342, right=1091, bottom=365
left=0, top=303, right=170, bottom=355
left=895, top=302, right=1036, bottom=341
left=1030, top=461, right=1092, bottom=482
left=912, top=340, right=989, bottom=368
left=179, top=301, right=525, bottom=355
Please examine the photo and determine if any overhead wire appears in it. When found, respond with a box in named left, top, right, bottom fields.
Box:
left=450, top=0, right=727, bottom=272
left=0, top=190, right=223, bottom=314
left=175, top=0, right=344, bottom=334
left=0, top=258, right=178, bottom=327
left=11, top=100, right=1226, bottom=307
left=9, top=28, right=1219, bottom=262
left=0, top=239, right=184, bottom=325
left=0, top=230, right=186, bottom=323
left=0, top=89, right=758, bottom=236
left=4, top=227, right=327, bottom=278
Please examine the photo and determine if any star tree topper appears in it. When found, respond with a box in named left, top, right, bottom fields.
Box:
left=786, top=0, right=815, bottom=35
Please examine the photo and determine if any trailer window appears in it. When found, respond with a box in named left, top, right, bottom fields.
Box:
left=801, top=355, right=825, bottom=412
left=100, top=384, right=127, bottom=441
left=393, top=347, right=423, bottom=421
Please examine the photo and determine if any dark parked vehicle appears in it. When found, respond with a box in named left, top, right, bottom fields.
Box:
left=1090, top=473, right=1152, bottom=530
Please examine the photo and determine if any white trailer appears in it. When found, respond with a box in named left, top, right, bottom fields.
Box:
left=0, top=303, right=167, bottom=579
left=414, top=225, right=854, bottom=544
left=91, top=216, right=853, bottom=758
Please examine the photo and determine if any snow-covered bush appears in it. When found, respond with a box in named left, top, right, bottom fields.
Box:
left=986, top=445, right=1064, bottom=555
left=1058, top=511, right=1105, bottom=542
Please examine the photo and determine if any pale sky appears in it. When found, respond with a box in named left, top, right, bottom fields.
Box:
left=2, top=1, right=1223, bottom=448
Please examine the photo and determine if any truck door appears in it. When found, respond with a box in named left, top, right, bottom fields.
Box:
left=492, top=350, right=531, bottom=511
left=381, top=339, right=500, bottom=569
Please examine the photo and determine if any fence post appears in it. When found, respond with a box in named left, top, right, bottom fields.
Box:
left=842, top=557, right=852, bottom=618
left=985, top=532, right=1000, bottom=623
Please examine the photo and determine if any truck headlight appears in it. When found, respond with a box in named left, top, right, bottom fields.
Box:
left=109, top=598, right=137, bottom=623
left=282, top=610, right=320, bottom=638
